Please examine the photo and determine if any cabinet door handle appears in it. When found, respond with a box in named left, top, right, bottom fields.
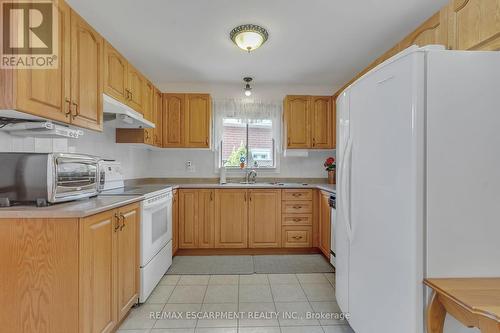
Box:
left=119, top=213, right=126, bottom=231
left=292, top=193, right=301, bottom=197
left=312, top=138, right=316, bottom=147
left=244, top=193, right=247, bottom=202
left=287, top=137, right=290, bottom=146
left=205, top=138, right=208, bottom=145
left=114, top=213, right=121, bottom=232
left=293, top=218, right=301, bottom=222
left=210, top=192, right=213, bottom=201
left=145, top=130, right=150, bottom=140
left=293, top=205, right=302, bottom=209
left=71, top=102, right=79, bottom=119
left=292, top=235, right=303, bottom=240
left=65, top=98, right=71, bottom=116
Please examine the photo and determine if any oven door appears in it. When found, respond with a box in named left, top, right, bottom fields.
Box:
left=141, top=191, right=172, bottom=267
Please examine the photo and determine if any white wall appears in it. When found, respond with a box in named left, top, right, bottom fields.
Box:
left=0, top=83, right=337, bottom=180
left=0, top=124, right=149, bottom=179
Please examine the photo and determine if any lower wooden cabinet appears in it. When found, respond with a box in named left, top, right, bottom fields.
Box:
left=282, top=226, right=313, bottom=248
left=0, top=203, right=140, bottom=333
left=175, top=188, right=330, bottom=251
left=172, top=189, right=179, bottom=255
left=178, top=189, right=215, bottom=249
left=80, top=210, right=117, bottom=333
left=318, top=191, right=331, bottom=257
left=215, top=189, right=248, bottom=248
left=80, top=203, right=140, bottom=331
left=248, top=189, right=282, bottom=248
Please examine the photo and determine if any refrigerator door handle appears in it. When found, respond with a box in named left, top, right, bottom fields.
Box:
left=341, top=138, right=353, bottom=241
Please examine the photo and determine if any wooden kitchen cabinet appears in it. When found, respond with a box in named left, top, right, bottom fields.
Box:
left=80, top=210, right=117, bottom=333
left=318, top=191, right=331, bottom=258
left=153, top=88, right=163, bottom=147
left=283, top=95, right=335, bottom=149
left=0, top=2, right=104, bottom=132
left=80, top=203, right=140, bottom=331
left=310, top=96, right=334, bottom=148
left=185, top=94, right=211, bottom=148
left=0, top=202, right=141, bottom=333
left=448, top=0, right=500, bottom=51
left=162, top=93, right=212, bottom=148
left=248, top=189, right=282, bottom=248
left=115, top=206, right=140, bottom=322
left=179, top=189, right=198, bottom=248
left=172, top=189, right=179, bottom=255
left=284, top=95, right=310, bottom=148
left=215, top=189, right=248, bottom=248
left=163, top=93, right=186, bottom=147
left=126, top=65, right=145, bottom=114
left=198, top=190, right=215, bottom=248
left=104, top=42, right=128, bottom=103
left=178, top=189, right=215, bottom=248
left=1, top=0, right=71, bottom=123
left=70, top=9, right=104, bottom=131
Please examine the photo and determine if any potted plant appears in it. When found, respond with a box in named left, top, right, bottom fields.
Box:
left=324, top=157, right=336, bottom=184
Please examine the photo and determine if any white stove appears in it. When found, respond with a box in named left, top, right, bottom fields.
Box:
left=99, top=160, right=172, bottom=303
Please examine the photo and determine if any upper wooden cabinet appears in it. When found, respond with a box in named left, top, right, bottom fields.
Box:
left=185, top=94, right=212, bottom=148
left=310, top=96, right=335, bottom=149
left=215, top=189, right=248, bottom=248
left=163, top=93, right=211, bottom=148
left=334, top=0, right=500, bottom=97
left=400, top=9, right=449, bottom=49
left=284, top=96, right=310, bottom=148
left=126, top=66, right=145, bottom=114
left=248, top=189, right=282, bottom=248
left=104, top=42, right=128, bottom=102
left=153, top=88, right=163, bottom=147
left=284, top=95, right=335, bottom=149
left=163, top=93, right=186, bottom=147
left=0, top=3, right=103, bottom=131
left=448, top=0, right=500, bottom=51
left=70, top=10, right=104, bottom=131
left=2, top=0, right=71, bottom=123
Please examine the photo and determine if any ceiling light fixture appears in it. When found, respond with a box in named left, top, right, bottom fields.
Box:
left=243, top=77, right=253, bottom=96
left=230, top=24, right=269, bottom=52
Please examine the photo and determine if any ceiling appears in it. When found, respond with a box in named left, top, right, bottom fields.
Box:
left=67, top=0, right=448, bottom=90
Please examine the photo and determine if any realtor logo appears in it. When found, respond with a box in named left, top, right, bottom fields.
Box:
left=1, top=0, right=58, bottom=68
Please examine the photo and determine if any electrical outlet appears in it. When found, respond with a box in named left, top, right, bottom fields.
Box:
left=186, top=161, right=195, bottom=173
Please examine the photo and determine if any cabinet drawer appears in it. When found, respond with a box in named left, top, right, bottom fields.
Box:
left=282, top=201, right=312, bottom=214
left=282, top=214, right=312, bottom=226
left=282, top=226, right=312, bottom=247
left=282, top=189, right=313, bottom=201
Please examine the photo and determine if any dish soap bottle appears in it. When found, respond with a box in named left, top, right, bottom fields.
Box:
left=220, top=166, right=227, bottom=184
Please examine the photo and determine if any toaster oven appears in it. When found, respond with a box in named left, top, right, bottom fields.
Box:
left=0, top=153, right=101, bottom=206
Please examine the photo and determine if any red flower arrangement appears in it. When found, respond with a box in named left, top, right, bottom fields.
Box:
left=324, top=157, right=336, bottom=171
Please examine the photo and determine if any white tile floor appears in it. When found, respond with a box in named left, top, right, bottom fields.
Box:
left=118, top=273, right=354, bottom=333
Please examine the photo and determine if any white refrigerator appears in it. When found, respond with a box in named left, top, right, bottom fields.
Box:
left=335, top=45, right=500, bottom=333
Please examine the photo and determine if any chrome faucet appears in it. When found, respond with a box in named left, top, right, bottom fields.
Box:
left=246, top=169, right=257, bottom=184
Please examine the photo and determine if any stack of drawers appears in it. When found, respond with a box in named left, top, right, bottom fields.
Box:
left=281, top=189, right=313, bottom=247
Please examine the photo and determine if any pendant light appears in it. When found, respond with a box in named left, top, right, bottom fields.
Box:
left=243, top=77, right=253, bottom=96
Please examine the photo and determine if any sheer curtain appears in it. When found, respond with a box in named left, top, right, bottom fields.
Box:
left=212, top=98, right=282, bottom=152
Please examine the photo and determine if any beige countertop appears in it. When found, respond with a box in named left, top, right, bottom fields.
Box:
left=0, top=181, right=335, bottom=219
left=0, top=195, right=142, bottom=219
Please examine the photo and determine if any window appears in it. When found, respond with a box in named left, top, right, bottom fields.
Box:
left=220, top=118, right=275, bottom=169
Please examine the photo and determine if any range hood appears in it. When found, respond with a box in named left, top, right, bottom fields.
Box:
left=0, top=120, right=84, bottom=138
left=103, top=94, right=154, bottom=129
